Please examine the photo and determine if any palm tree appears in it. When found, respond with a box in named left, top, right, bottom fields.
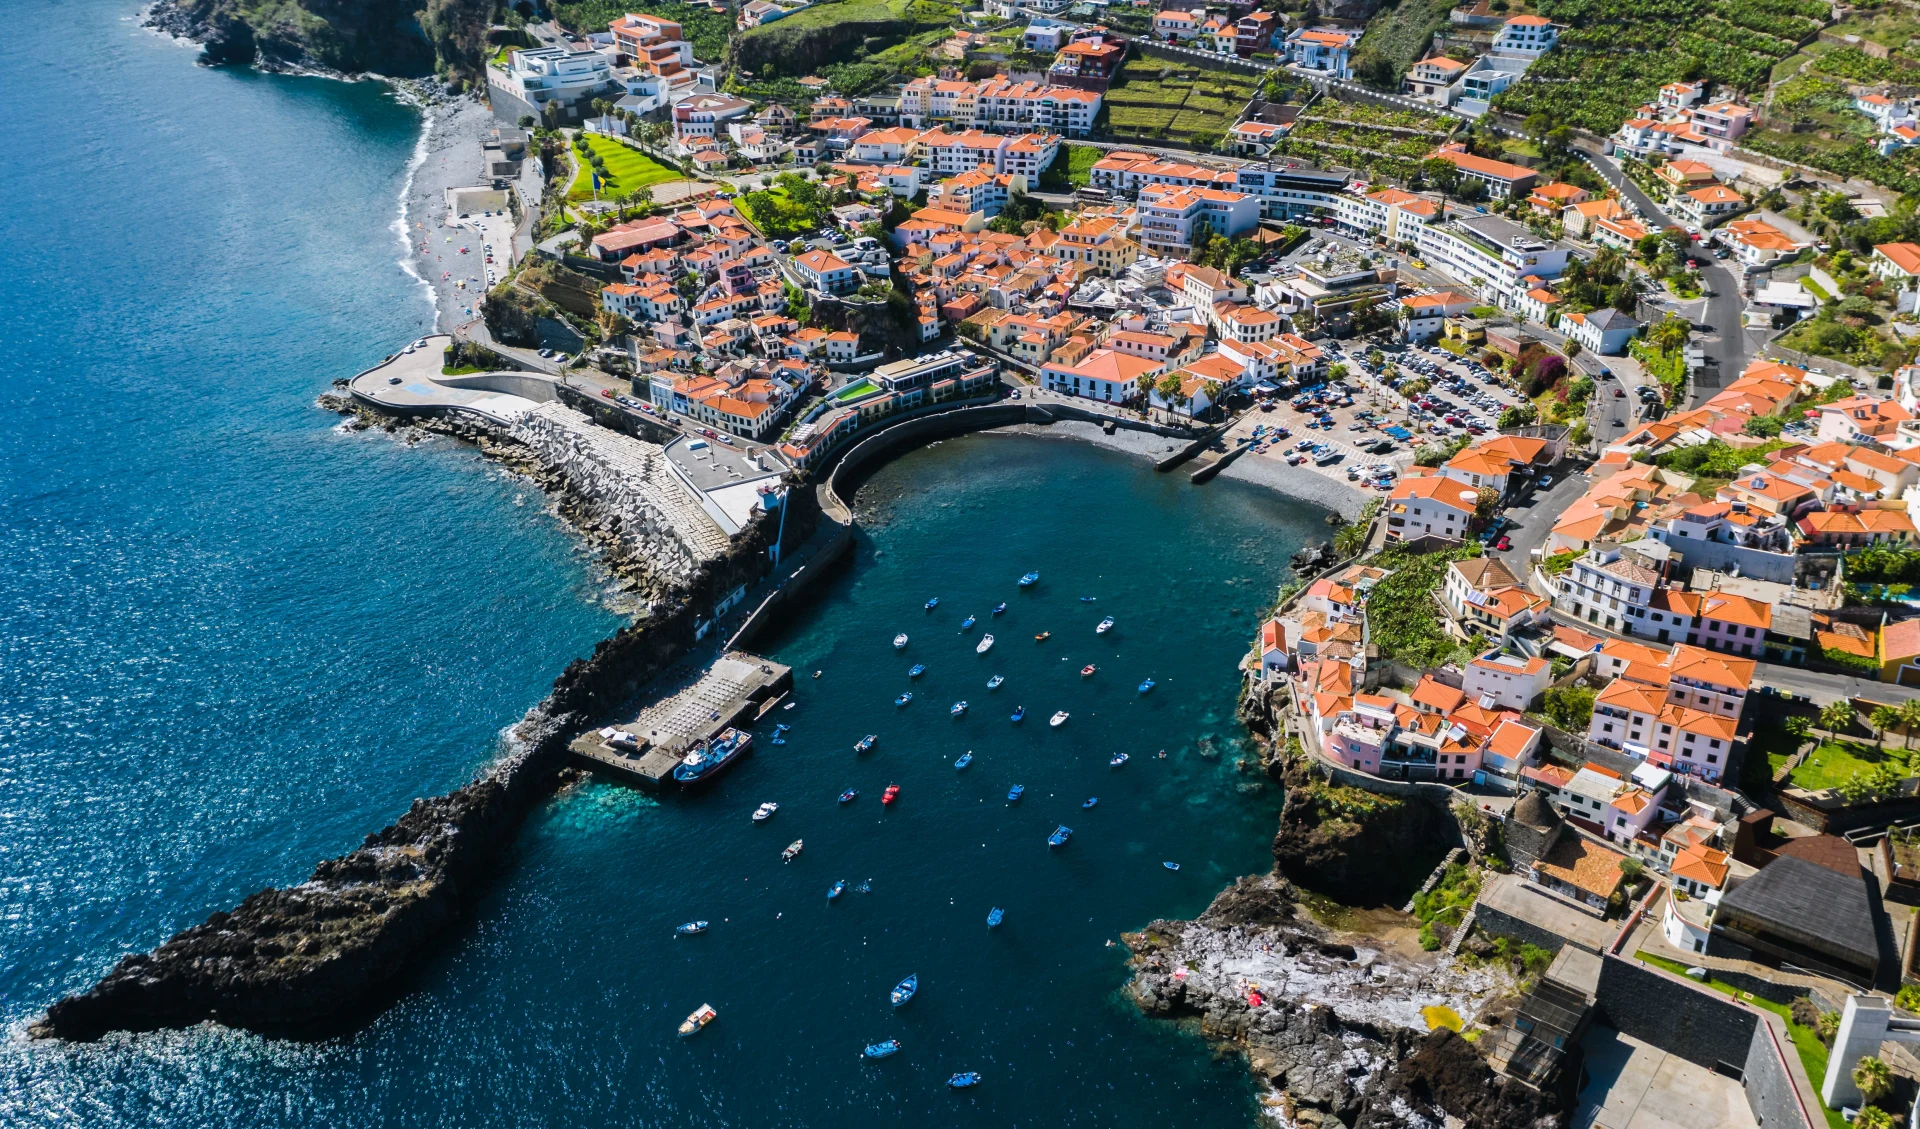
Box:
left=1873, top=705, right=1901, bottom=748
left=1854, top=1055, right=1894, bottom=1105
left=1785, top=715, right=1813, bottom=744
left=1820, top=699, right=1855, bottom=741
left=1855, top=1107, right=1895, bottom=1129
left=1900, top=699, right=1920, bottom=751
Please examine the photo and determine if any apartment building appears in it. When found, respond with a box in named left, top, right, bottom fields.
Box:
left=1411, top=213, right=1571, bottom=309
left=1136, top=184, right=1258, bottom=257
left=1491, top=14, right=1557, bottom=55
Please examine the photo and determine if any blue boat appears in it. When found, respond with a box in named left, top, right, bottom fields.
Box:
left=1083, top=797, right=1099, bottom=809
left=954, top=751, right=973, bottom=770
left=986, top=907, right=1004, bottom=929
left=674, top=921, right=708, bottom=935
left=1110, top=752, right=1129, bottom=768
left=828, top=880, right=846, bottom=900
left=1048, top=825, right=1072, bottom=847
left=1019, top=571, right=1039, bottom=587
left=863, top=1039, right=901, bottom=1060
left=895, top=692, right=913, bottom=707
left=1138, top=678, right=1155, bottom=694
left=986, top=674, right=1003, bottom=690
left=855, top=880, right=872, bottom=894
left=1164, top=861, right=1181, bottom=871
left=925, top=597, right=939, bottom=610
left=855, top=734, right=876, bottom=753
left=672, top=728, right=753, bottom=786
left=890, top=974, right=918, bottom=1007
left=950, top=700, right=968, bottom=717
left=960, top=614, right=976, bottom=630
left=991, top=602, right=1007, bottom=616
left=1079, top=596, right=1097, bottom=603
left=1007, top=784, right=1024, bottom=802
left=948, top=1072, right=982, bottom=1089
left=1010, top=706, right=1025, bottom=723
left=908, top=664, right=926, bottom=678
left=839, top=789, right=858, bottom=804
left=771, top=723, right=790, bottom=746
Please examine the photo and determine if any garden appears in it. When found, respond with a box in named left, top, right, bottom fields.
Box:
left=1037, top=142, right=1103, bottom=191
left=1364, top=544, right=1487, bottom=667
left=1101, top=56, right=1262, bottom=142
left=567, top=134, right=687, bottom=204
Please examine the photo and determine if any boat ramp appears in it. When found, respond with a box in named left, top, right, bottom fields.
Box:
left=570, top=651, right=792, bottom=789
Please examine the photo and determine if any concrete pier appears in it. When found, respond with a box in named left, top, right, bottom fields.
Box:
left=570, top=651, right=793, bottom=788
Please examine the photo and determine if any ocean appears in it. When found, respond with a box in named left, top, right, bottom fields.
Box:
left=0, top=4, right=1328, bottom=1123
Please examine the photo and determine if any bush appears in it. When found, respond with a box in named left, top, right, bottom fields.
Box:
left=1544, top=685, right=1596, bottom=731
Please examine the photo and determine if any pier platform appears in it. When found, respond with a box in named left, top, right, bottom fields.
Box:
left=570, top=651, right=793, bottom=788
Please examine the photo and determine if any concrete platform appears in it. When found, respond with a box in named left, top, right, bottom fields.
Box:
left=1478, top=871, right=1622, bottom=953
left=1575, top=1027, right=1758, bottom=1129
left=570, top=651, right=792, bottom=788
left=348, top=335, right=559, bottom=424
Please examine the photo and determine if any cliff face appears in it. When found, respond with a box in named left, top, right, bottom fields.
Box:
left=1271, top=755, right=1454, bottom=898
left=147, top=0, right=489, bottom=78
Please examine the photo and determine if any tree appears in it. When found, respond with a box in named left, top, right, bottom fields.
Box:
left=1498, top=402, right=1538, bottom=428
left=1854, top=1107, right=1895, bottom=1129
left=1562, top=338, right=1581, bottom=360
left=1785, top=715, right=1813, bottom=743
left=1619, top=856, right=1644, bottom=882
left=1743, top=415, right=1784, bottom=437
left=1873, top=704, right=1901, bottom=745
left=1474, top=486, right=1500, bottom=522
left=1647, top=315, right=1690, bottom=355
left=1544, top=685, right=1596, bottom=730
left=1421, top=158, right=1462, bottom=200
left=1902, top=699, right=1920, bottom=750
left=1821, top=699, right=1855, bottom=739
left=518, top=114, right=536, bottom=128
left=1854, top=1055, right=1894, bottom=1105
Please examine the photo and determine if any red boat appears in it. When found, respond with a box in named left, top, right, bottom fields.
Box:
left=882, top=784, right=900, bottom=806
left=1080, top=664, right=1097, bottom=677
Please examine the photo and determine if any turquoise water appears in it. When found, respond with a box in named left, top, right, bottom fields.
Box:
left=0, top=4, right=1329, bottom=1123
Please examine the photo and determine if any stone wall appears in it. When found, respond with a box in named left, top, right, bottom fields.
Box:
left=1471, top=902, right=1570, bottom=957
left=1742, top=1015, right=1815, bottom=1129
left=1593, top=956, right=1758, bottom=1074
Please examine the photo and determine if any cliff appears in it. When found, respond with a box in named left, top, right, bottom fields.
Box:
left=147, top=0, right=490, bottom=79
left=1270, top=748, right=1455, bottom=899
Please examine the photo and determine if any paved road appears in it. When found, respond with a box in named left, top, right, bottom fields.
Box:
left=1493, top=467, right=1590, bottom=577
left=1751, top=666, right=1918, bottom=706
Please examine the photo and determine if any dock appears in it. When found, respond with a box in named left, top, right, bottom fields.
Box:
left=569, top=651, right=793, bottom=789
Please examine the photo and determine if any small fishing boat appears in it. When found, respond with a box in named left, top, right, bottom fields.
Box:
left=908, top=664, right=926, bottom=678
left=882, top=783, right=900, bottom=806
left=1034, top=631, right=1050, bottom=642
left=782, top=840, right=803, bottom=862
left=991, top=602, right=1007, bottom=616
left=675, top=921, right=708, bottom=935
left=950, top=701, right=968, bottom=717
left=925, top=597, right=939, bottom=611
left=948, top=1072, right=982, bottom=1089
left=1083, top=797, right=1099, bottom=809
left=890, top=974, right=918, bottom=1006
left=986, top=674, right=1004, bottom=690
left=839, top=789, right=858, bottom=804
left=894, top=633, right=909, bottom=650
left=1011, top=706, right=1026, bottom=722
left=863, top=1039, right=901, bottom=1060
left=954, top=751, right=973, bottom=770
left=1110, top=752, right=1129, bottom=768
left=854, top=734, right=876, bottom=753
left=987, top=907, right=1004, bottom=929
left=1049, top=711, right=1068, bottom=727
left=1138, top=678, right=1155, bottom=694
left=1079, top=596, right=1097, bottom=603
left=752, top=802, right=779, bottom=822
left=1081, top=664, right=1097, bottom=677
left=1096, top=616, right=1115, bottom=634
left=975, top=634, right=994, bottom=654
left=895, top=692, right=913, bottom=707
left=960, top=614, right=976, bottom=631
left=1048, top=825, right=1073, bottom=847
left=828, top=880, right=846, bottom=900
left=1007, top=784, right=1025, bottom=802
left=854, top=880, right=872, bottom=894
left=678, top=1004, right=717, bottom=1037
left=1019, top=571, right=1040, bottom=587
left=1163, top=861, right=1181, bottom=871
left=771, top=723, right=791, bottom=746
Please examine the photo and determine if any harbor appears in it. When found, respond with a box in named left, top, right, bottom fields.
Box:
left=569, top=651, right=793, bottom=788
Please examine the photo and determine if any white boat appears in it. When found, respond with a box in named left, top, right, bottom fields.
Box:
left=782, top=839, right=803, bottom=862
left=752, top=802, right=778, bottom=822
left=1049, top=711, right=1069, bottom=728
left=976, top=633, right=995, bottom=654
left=1096, top=616, right=1115, bottom=634
left=678, top=1003, right=717, bottom=1037
left=893, top=633, right=908, bottom=650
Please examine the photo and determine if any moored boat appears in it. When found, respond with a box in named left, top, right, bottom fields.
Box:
left=950, top=700, right=968, bottom=717
left=882, top=783, right=900, bottom=805
left=674, top=921, right=708, bottom=935
left=948, top=1072, right=982, bottom=1088
left=678, top=1004, right=717, bottom=1037
left=986, top=907, right=1003, bottom=929
left=1080, top=664, right=1096, bottom=678
left=771, top=723, right=790, bottom=746
left=1079, top=596, right=1097, bottom=603
left=925, top=597, right=939, bottom=611
left=908, top=664, right=926, bottom=678
left=752, top=802, right=778, bottom=822
left=1034, top=631, right=1050, bottom=642
left=895, top=692, right=912, bottom=707
left=854, top=734, right=876, bottom=753
left=954, top=751, right=972, bottom=770
left=1049, top=711, right=1068, bottom=727
left=672, top=728, right=753, bottom=786
left=960, top=614, right=976, bottom=630
left=1096, top=616, right=1115, bottom=634
left=1011, top=706, right=1026, bottom=722
left=991, top=602, right=1007, bottom=615
left=828, top=879, right=846, bottom=900
left=894, top=633, right=909, bottom=650
left=891, top=974, right=918, bottom=1006
left=1048, top=825, right=1072, bottom=847
left=863, top=1039, right=901, bottom=1060
left=839, top=788, right=858, bottom=804
left=975, top=634, right=994, bottom=654
left=1110, top=752, right=1129, bottom=768
left=1019, top=571, right=1039, bottom=587
left=1083, top=796, right=1098, bottom=809
left=1138, top=678, right=1155, bottom=694
left=1007, top=784, right=1025, bottom=802
left=1163, top=861, right=1181, bottom=871
left=986, top=674, right=1003, bottom=689
left=782, top=839, right=803, bottom=861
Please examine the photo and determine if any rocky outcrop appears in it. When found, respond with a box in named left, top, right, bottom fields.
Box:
left=1354, top=1028, right=1568, bottom=1129
left=1312, top=0, right=1389, bottom=21
left=145, top=0, right=487, bottom=79
left=1271, top=756, right=1456, bottom=895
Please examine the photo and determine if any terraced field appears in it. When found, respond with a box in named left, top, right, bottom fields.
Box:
left=1102, top=56, right=1262, bottom=139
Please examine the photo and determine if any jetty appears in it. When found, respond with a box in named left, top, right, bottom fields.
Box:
left=570, top=650, right=792, bottom=788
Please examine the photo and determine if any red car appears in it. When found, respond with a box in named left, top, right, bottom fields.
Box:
left=599, top=388, right=614, bottom=399
left=1495, top=536, right=1512, bottom=551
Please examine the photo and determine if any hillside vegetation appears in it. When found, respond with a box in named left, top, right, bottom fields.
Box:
left=153, top=0, right=491, bottom=76
left=727, top=0, right=958, bottom=80
left=553, top=0, right=735, bottom=60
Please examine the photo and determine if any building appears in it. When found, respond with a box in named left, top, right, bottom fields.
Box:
left=1819, top=396, right=1914, bottom=444
left=1386, top=476, right=1481, bottom=542
left=1040, top=347, right=1162, bottom=404
left=1333, top=187, right=1441, bottom=244
left=1425, top=143, right=1538, bottom=197
left=1558, top=307, right=1640, bottom=356
left=1673, top=183, right=1744, bottom=228
left=1284, top=28, right=1355, bottom=77
left=1405, top=55, right=1470, bottom=102
left=1136, top=184, right=1258, bottom=257
left=1491, top=14, right=1557, bottom=55
left=1411, top=213, right=1570, bottom=309
left=1463, top=650, right=1552, bottom=710
left=673, top=92, right=753, bottom=146
left=1690, top=102, right=1751, bottom=145
left=489, top=46, right=615, bottom=124
left=1399, top=290, right=1475, bottom=342
left=1712, top=853, right=1878, bottom=987
left=789, top=248, right=860, bottom=296
left=1720, top=217, right=1808, bottom=268
left=1555, top=541, right=1669, bottom=635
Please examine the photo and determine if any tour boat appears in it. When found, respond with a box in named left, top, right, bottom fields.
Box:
left=855, top=734, right=876, bottom=753
left=891, top=974, right=918, bottom=1006
left=895, top=692, right=913, bottom=707
left=1110, top=752, right=1129, bottom=768
left=1034, top=631, right=1050, bottom=642
left=839, top=789, right=858, bottom=804
left=1007, top=784, right=1025, bottom=802
left=1049, top=711, right=1069, bottom=727
left=925, top=597, right=939, bottom=611
left=1019, top=571, right=1040, bottom=587
left=1011, top=706, right=1026, bottom=722
left=991, top=602, right=1007, bottom=616
left=908, top=664, right=926, bottom=678
left=1048, top=825, right=1073, bottom=847
left=954, top=751, right=973, bottom=770
left=1138, top=678, right=1155, bottom=694
left=863, top=1039, right=901, bottom=1060
left=1083, top=797, right=1099, bottom=809
left=678, top=1004, right=717, bottom=1037
left=976, top=634, right=994, bottom=654
left=752, top=802, right=778, bottom=822
left=894, top=633, right=909, bottom=650
left=1096, top=616, right=1115, bottom=634
left=828, top=880, right=846, bottom=900
left=986, top=907, right=1004, bottom=929
left=960, top=614, right=976, bottom=631
left=986, top=675, right=1004, bottom=690
left=948, top=1072, right=982, bottom=1089
left=782, top=839, right=803, bottom=862
left=950, top=701, right=968, bottom=717
left=674, top=921, right=708, bottom=935
left=882, top=783, right=900, bottom=806
left=673, top=729, right=753, bottom=786
left=1163, top=861, right=1181, bottom=871
left=1081, top=664, right=1096, bottom=678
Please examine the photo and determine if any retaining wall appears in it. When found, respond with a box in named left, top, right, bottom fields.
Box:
left=1594, top=956, right=1758, bottom=1074
left=1471, top=901, right=1570, bottom=956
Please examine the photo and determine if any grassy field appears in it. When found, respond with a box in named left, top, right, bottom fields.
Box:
left=568, top=135, right=687, bottom=203
left=1356, top=0, right=1457, bottom=84
left=1788, top=739, right=1896, bottom=792
left=1103, top=56, right=1261, bottom=140
left=1039, top=142, right=1103, bottom=190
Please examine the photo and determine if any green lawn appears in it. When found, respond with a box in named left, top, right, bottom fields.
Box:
left=1790, top=740, right=1897, bottom=792
left=834, top=378, right=879, bottom=401
left=568, top=134, right=687, bottom=203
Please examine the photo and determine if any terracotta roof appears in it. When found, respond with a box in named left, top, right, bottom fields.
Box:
left=1411, top=675, right=1467, bottom=713
left=1671, top=845, right=1730, bottom=888
left=1534, top=836, right=1630, bottom=899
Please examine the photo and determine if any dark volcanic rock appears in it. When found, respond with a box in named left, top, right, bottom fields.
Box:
left=1353, top=1028, right=1568, bottom=1129
left=1271, top=757, right=1452, bottom=894
left=1199, top=873, right=1298, bottom=928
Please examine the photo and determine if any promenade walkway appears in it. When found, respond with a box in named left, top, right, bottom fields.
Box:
left=348, top=334, right=553, bottom=424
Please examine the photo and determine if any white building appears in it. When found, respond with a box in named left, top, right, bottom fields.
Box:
left=1462, top=651, right=1552, bottom=711
left=1136, top=184, right=1258, bottom=258
left=1386, top=476, right=1479, bottom=542
left=1554, top=541, right=1669, bottom=635
left=489, top=46, right=615, bottom=124
left=1491, top=15, right=1557, bottom=56
left=1411, top=213, right=1571, bottom=310
left=1559, top=307, right=1640, bottom=356
left=1284, top=28, right=1355, bottom=78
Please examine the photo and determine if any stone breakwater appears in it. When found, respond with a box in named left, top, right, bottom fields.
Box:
left=1126, top=876, right=1562, bottom=1129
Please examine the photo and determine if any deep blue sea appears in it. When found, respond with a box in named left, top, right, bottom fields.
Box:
left=0, top=5, right=1326, bottom=1123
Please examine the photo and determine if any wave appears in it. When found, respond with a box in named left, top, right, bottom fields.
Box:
left=392, top=107, right=439, bottom=327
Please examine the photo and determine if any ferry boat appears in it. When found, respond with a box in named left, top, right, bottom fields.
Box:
left=1049, top=711, right=1068, bottom=727
left=674, top=921, right=708, bottom=935
left=1011, top=706, right=1026, bottom=722
left=893, top=633, right=909, bottom=650
left=950, top=701, right=968, bottom=717
left=948, top=1072, right=982, bottom=1089
left=882, top=783, right=900, bottom=806
left=975, top=634, right=994, bottom=654
left=678, top=1004, right=717, bottom=1037
left=1019, top=571, right=1040, bottom=587
left=986, top=675, right=1004, bottom=690
left=752, top=802, right=778, bottom=822
left=1007, top=784, right=1025, bottom=802
left=986, top=907, right=1003, bottom=929
left=891, top=974, right=918, bottom=1006
left=828, top=880, right=846, bottom=900
left=1110, top=752, right=1129, bottom=768
left=960, top=614, right=976, bottom=631
left=1138, top=678, right=1155, bottom=694
left=672, top=728, right=752, bottom=786
left=863, top=1039, right=901, bottom=1060
left=908, top=664, right=926, bottom=678
left=954, top=751, right=972, bottom=770
left=854, top=734, right=876, bottom=753
left=1096, top=616, right=1115, bottom=634
left=1163, top=861, right=1181, bottom=871
left=1081, top=664, right=1097, bottom=678
left=1083, top=797, right=1099, bottom=809
left=895, top=692, right=913, bottom=707
left=839, top=788, right=858, bottom=804
left=1034, top=631, right=1050, bottom=642
left=925, top=597, right=939, bottom=611
left=1048, top=825, right=1073, bottom=847
left=782, top=839, right=803, bottom=862
left=991, top=602, right=1007, bottom=616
